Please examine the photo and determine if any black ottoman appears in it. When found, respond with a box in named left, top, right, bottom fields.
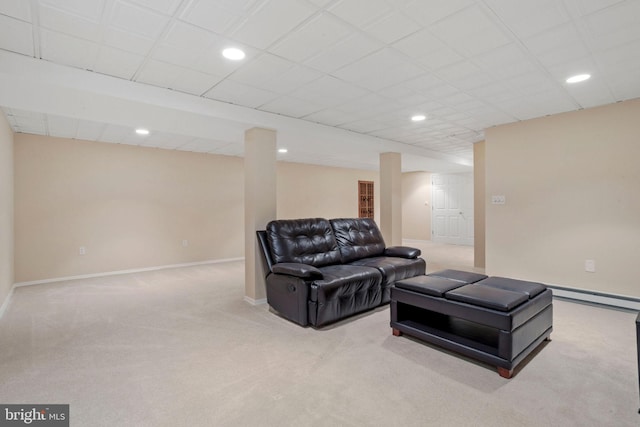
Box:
left=391, top=271, right=553, bottom=378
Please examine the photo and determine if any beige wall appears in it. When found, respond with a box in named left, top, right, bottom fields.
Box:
left=14, top=135, right=383, bottom=283
left=402, top=172, right=431, bottom=240
left=485, top=98, right=640, bottom=297
left=473, top=141, right=485, bottom=268
left=277, top=161, right=379, bottom=222
left=14, top=134, right=244, bottom=283
left=0, top=113, right=14, bottom=307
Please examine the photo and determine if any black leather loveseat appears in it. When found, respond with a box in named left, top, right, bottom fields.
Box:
left=257, top=217, right=426, bottom=327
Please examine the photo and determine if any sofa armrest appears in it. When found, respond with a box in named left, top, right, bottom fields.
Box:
left=384, top=246, right=421, bottom=259
left=272, top=263, right=324, bottom=279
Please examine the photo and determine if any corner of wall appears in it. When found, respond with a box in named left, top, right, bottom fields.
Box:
left=0, top=110, right=15, bottom=313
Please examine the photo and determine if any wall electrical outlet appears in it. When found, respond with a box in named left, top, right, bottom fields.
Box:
left=79, top=246, right=86, bottom=255
left=585, top=259, right=595, bottom=273
left=491, top=195, right=506, bottom=205
left=182, top=240, right=188, bottom=247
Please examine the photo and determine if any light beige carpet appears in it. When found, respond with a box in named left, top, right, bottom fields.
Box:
left=0, top=253, right=638, bottom=426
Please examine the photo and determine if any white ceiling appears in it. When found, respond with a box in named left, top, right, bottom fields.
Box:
left=1, top=0, right=640, bottom=172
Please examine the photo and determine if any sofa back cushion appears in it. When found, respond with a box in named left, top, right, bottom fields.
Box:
left=266, top=218, right=341, bottom=267
left=330, top=218, right=386, bottom=263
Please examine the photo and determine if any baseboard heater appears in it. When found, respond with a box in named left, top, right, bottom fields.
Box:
left=548, top=285, right=640, bottom=311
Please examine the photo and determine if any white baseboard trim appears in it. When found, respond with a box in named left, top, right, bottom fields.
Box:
left=0, top=285, right=15, bottom=320
left=549, top=285, right=640, bottom=311
left=244, top=296, right=267, bottom=306
left=13, top=257, right=245, bottom=288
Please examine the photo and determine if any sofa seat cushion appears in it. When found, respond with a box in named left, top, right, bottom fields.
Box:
left=308, top=264, right=383, bottom=327
left=348, top=256, right=426, bottom=285
left=475, top=277, right=546, bottom=299
left=445, top=284, right=529, bottom=312
left=395, top=275, right=466, bottom=297
left=310, top=264, right=382, bottom=303
left=428, top=269, right=488, bottom=284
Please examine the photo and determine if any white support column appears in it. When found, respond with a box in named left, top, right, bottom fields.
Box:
left=244, top=127, right=277, bottom=304
left=380, top=152, right=402, bottom=246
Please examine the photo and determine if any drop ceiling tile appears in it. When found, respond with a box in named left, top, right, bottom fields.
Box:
left=262, top=65, right=323, bottom=95
left=41, top=0, right=105, bottom=21
left=362, top=10, right=421, bottom=44
left=470, top=82, right=517, bottom=104
left=94, top=45, right=144, bottom=79
left=472, top=43, right=538, bottom=79
left=583, top=0, right=640, bottom=51
left=269, top=12, right=352, bottom=62
left=192, top=39, right=259, bottom=77
left=339, top=119, right=389, bottom=134
left=230, top=53, right=295, bottom=86
left=393, top=30, right=465, bottom=69
left=231, top=0, right=317, bottom=49
left=204, top=80, right=279, bottom=108
left=433, top=60, right=482, bottom=83
left=401, top=0, right=475, bottom=26
left=429, top=5, right=511, bottom=56
left=422, top=83, right=460, bottom=100
left=180, top=0, right=256, bottom=35
left=333, top=48, right=424, bottom=90
left=136, top=59, right=186, bottom=88
left=305, top=32, right=383, bottom=73
left=170, top=68, right=225, bottom=96
left=110, top=1, right=170, bottom=39
left=608, top=77, right=640, bottom=102
left=302, top=109, right=358, bottom=126
left=0, top=15, right=33, bottom=56
left=40, top=29, right=100, bottom=70
left=126, top=0, right=183, bottom=15
left=307, top=0, right=332, bottom=6
left=258, top=95, right=325, bottom=118
left=573, top=0, right=624, bottom=16
left=499, top=89, right=577, bottom=120
left=160, top=21, right=219, bottom=52
left=103, top=26, right=155, bottom=55
left=0, top=0, right=32, bottom=21
left=76, top=120, right=107, bottom=141
left=38, top=3, right=102, bottom=41
left=546, top=56, right=598, bottom=82
left=596, top=38, right=640, bottom=74
left=100, top=124, right=129, bottom=143
left=328, top=0, right=393, bottom=27
left=46, top=115, right=77, bottom=138
left=13, top=111, right=47, bottom=134
left=337, top=93, right=403, bottom=117
left=565, top=80, right=615, bottom=109
left=289, top=75, right=367, bottom=106
left=501, top=72, right=558, bottom=96
left=484, top=0, right=571, bottom=39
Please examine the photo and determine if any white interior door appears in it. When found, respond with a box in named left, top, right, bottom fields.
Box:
left=431, top=173, right=474, bottom=246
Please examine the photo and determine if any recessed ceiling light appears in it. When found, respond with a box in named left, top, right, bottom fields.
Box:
left=135, top=128, right=149, bottom=135
left=278, top=148, right=288, bottom=153
left=566, top=74, right=591, bottom=83
left=411, top=114, right=426, bottom=122
left=222, top=47, right=245, bottom=60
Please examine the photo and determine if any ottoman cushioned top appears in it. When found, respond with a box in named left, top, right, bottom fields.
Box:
left=476, top=277, right=546, bottom=298
left=428, top=269, right=488, bottom=284
left=395, top=276, right=466, bottom=297
left=445, top=284, right=529, bottom=312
